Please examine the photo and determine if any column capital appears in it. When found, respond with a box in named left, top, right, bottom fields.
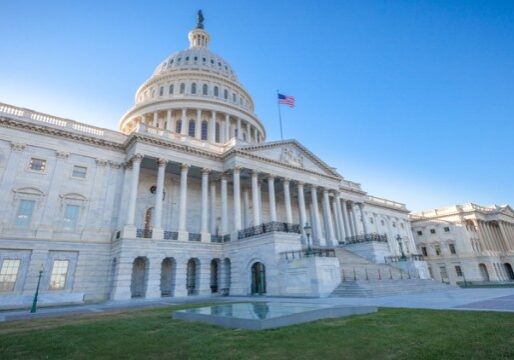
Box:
left=201, top=167, right=210, bottom=174
left=10, top=142, right=26, bottom=152
left=95, top=158, right=108, bottom=167
left=55, top=151, right=69, bottom=159
left=157, top=158, right=167, bottom=167
left=283, top=177, right=291, bottom=183
left=267, top=174, right=275, bottom=181
left=132, top=154, right=144, bottom=163
left=233, top=166, right=241, bottom=173
left=296, top=181, right=305, bottom=187
left=180, top=163, right=190, bottom=170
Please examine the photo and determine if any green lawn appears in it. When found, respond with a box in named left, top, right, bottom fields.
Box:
left=1, top=304, right=513, bottom=360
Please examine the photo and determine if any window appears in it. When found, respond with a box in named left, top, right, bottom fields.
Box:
left=29, top=158, right=46, bottom=172
left=202, top=57, right=206, bottom=62
left=159, top=86, right=163, bottom=96
left=449, top=243, right=456, bottom=255
left=421, top=247, right=428, bottom=256
left=381, top=220, right=385, bottom=226
left=63, top=204, right=80, bottom=231
left=0, top=259, right=21, bottom=292
left=201, top=121, right=208, bottom=140
left=194, top=56, right=198, bottom=61
left=214, top=86, right=219, bottom=97
left=455, top=265, right=463, bottom=277
left=369, top=217, right=374, bottom=224
left=400, top=223, right=404, bottom=229
left=185, top=56, right=189, bottom=62
left=203, top=84, right=208, bottom=95
left=169, top=84, right=174, bottom=94
left=215, top=123, right=220, bottom=143
left=417, top=230, right=423, bottom=236
left=176, top=120, right=182, bottom=134
left=435, top=245, right=441, bottom=256
left=444, top=226, right=450, bottom=232
left=392, top=222, right=396, bottom=228
left=233, top=93, right=236, bottom=102
left=15, top=200, right=35, bottom=229
left=179, top=83, right=185, bottom=94
left=188, top=120, right=196, bottom=137
left=72, top=165, right=87, bottom=179
left=191, top=83, right=197, bottom=94
left=49, top=260, right=69, bottom=290
left=439, top=266, right=448, bottom=279
left=428, top=266, right=433, bottom=278
left=224, top=89, right=228, bottom=99
left=430, top=229, right=436, bottom=234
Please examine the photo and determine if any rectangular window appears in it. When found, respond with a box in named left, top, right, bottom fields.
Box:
left=49, top=260, right=69, bottom=290
left=29, top=158, right=46, bottom=172
left=421, top=247, right=428, bottom=256
left=430, top=229, right=436, bottom=234
left=63, top=205, right=80, bottom=231
left=417, top=230, right=423, bottom=236
left=444, top=226, right=450, bottom=232
left=72, top=165, right=87, bottom=178
left=449, top=244, right=456, bottom=255
left=428, top=267, right=433, bottom=278
left=0, top=259, right=21, bottom=292
left=455, top=265, right=463, bottom=277
left=15, top=200, right=35, bottom=229
left=435, top=245, right=441, bottom=256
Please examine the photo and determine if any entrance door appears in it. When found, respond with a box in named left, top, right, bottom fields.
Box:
left=479, top=263, right=490, bottom=282
left=505, top=263, right=514, bottom=280
left=131, top=257, right=147, bottom=298
left=251, top=262, right=266, bottom=295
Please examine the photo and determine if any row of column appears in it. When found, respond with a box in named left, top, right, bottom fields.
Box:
left=137, top=109, right=262, bottom=144
left=124, top=157, right=366, bottom=245
left=476, top=220, right=514, bottom=252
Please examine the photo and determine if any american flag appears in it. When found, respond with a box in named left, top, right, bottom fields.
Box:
left=278, top=93, right=295, bottom=108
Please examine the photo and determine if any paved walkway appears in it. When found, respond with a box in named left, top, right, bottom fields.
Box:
left=2, top=288, right=514, bottom=323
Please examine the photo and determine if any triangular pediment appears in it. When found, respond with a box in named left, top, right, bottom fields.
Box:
left=499, top=205, right=514, bottom=217
left=238, top=140, right=342, bottom=178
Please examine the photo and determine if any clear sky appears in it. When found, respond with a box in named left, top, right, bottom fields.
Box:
left=1, top=1, right=513, bottom=212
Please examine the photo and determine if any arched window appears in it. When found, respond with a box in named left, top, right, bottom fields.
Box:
left=176, top=120, right=182, bottom=134
left=159, top=87, right=163, bottom=96
left=243, top=133, right=247, bottom=141
left=179, top=83, right=185, bottom=94
left=202, top=84, right=208, bottom=95
left=169, top=84, right=174, bottom=94
left=201, top=121, right=208, bottom=140
left=191, top=83, right=197, bottom=94
left=257, top=133, right=260, bottom=143
left=188, top=120, right=196, bottom=137
left=214, top=86, right=219, bottom=97
left=215, top=123, right=220, bottom=143
left=224, top=89, right=228, bottom=100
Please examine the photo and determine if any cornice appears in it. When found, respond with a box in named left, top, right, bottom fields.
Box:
left=0, top=116, right=125, bottom=152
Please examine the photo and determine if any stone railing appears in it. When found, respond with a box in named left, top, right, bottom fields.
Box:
left=164, top=231, right=178, bottom=240
left=281, top=248, right=336, bottom=260
left=342, top=233, right=388, bottom=245
left=136, top=123, right=236, bottom=154
left=238, top=222, right=301, bottom=240
left=385, top=254, right=424, bottom=262
left=366, top=195, right=407, bottom=211
left=0, top=102, right=125, bottom=143
left=136, top=229, right=152, bottom=239
left=188, top=232, right=201, bottom=242
left=340, top=179, right=362, bottom=192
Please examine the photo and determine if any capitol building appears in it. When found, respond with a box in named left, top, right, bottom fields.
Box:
left=0, top=15, right=431, bottom=308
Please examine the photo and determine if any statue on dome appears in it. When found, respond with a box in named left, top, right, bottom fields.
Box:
left=196, top=10, right=204, bottom=29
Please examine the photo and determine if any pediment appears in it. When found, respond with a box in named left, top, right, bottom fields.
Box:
left=238, top=140, right=342, bottom=178
left=500, top=205, right=514, bottom=217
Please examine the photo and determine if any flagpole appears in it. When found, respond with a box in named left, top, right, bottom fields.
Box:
left=277, top=90, right=284, bottom=140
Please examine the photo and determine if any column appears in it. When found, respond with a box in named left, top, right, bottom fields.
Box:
left=332, top=194, right=343, bottom=242
left=210, top=180, right=217, bottom=234
left=209, top=111, right=216, bottom=142
left=233, top=167, right=242, bottom=232
left=237, top=118, right=242, bottom=140
left=195, top=109, right=202, bottom=139
left=180, top=109, right=187, bottom=135
left=311, top=186, right=325, bottom=245
left=166, top=110, right=172, bottom=131
left=341, top=199, right=352, bottom=238
left=268, top=175, right=277, bottom=222
left=224, top=114, right=230, bottom=142
left=177, top=164, right=189, bottom=240
left=251, top=170, right=260, bottom=225
left=297, top=182, right=307, bottom=237
left=153, top=158, right=166, bottom=239
left=126, top=154, right=143, bottom=227
left=358, top=203, right=368, bottom=235
left=200, top=168, right=209, bottom=241
left=322, top=189, right=336, bottom=245
left=242, top=188, right=250, bottom=227
left=221, top=175, right=228, bottom=234
left=152, top=112, right=158, bottom=127
left=349, top=202, right=359, bottom=236
left=283, top=179, right=293, bottom=224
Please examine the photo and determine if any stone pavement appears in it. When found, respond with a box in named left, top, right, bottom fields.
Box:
left=2, top=288, right=514, bottom=323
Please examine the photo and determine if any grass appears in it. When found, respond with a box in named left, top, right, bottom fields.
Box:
left=0, top=304, right=513, bottom=360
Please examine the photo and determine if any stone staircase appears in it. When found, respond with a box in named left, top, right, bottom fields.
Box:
left=331, top=248, right=455, bottom=297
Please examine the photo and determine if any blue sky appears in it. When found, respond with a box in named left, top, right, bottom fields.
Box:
left=1, top=1, right=513, bottom=212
